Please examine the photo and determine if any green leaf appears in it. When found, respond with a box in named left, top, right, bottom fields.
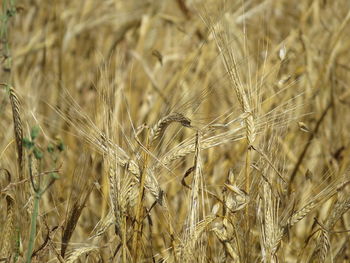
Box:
left=49, top=172, right=60, bottom=180
left=31, top=126, right=40, bottom=140
left=23, top=137, right=34, bottom=149
left=47, top=143, right=55, bottom=153
left=57, top=141, right=65, bottom=152
left=33, top=147, right=43, bottom=160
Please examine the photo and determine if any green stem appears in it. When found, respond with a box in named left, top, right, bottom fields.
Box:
left=25, top=191, right=41, bottom=263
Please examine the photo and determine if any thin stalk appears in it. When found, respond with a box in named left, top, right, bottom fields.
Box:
left=244, top=145, right=252, bottom=263
left=25, top=191, right=41, bottom=263
left=122, top=215, right=127, bottom=263
left=245, top=147, right=252, bottom=196
left=132, top=131, right=150, bottom=262
left=288, top=101, right=332, bottom=194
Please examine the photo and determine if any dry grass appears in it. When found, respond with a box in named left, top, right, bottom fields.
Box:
left=1, top=0, right=350, bottom=262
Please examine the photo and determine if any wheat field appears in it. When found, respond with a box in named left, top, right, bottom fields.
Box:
left=1, top=0, right=350, bottom=262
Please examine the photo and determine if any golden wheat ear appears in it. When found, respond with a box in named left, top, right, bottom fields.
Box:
left=61, top=155, right=94, bottom=258
left=0, top=192, right=15, bottom=261
left=1, top=85, right=23, bottom=179
left=149, top=112, right=192, bottom=144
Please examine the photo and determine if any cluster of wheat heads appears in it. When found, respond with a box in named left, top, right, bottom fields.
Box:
left=1, top=0, right=350, bottom=262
